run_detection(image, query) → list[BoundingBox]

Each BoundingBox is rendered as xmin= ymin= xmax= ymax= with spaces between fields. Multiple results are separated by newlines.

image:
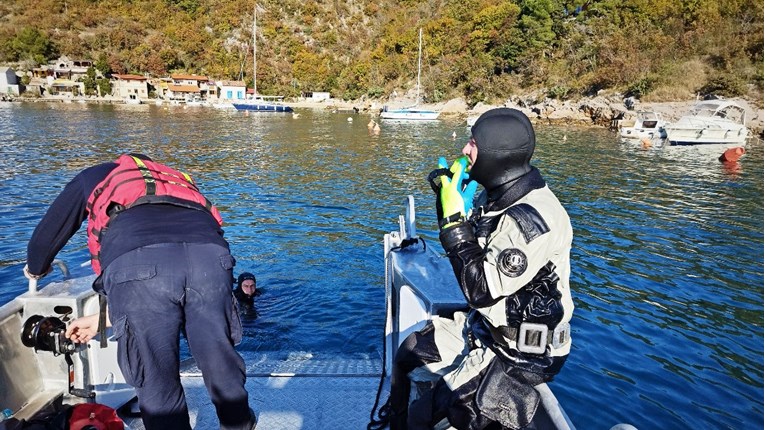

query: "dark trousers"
xmin=103 ymin=243 xmax=251 ymax=430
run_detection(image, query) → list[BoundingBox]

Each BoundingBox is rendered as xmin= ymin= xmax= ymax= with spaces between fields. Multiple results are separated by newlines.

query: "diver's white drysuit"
xmin=390 ymin=168 xmax=574 ymax=430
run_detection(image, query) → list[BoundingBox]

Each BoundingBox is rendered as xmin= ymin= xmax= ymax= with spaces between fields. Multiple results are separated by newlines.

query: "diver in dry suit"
xmin=390 ymin=108 xmax=574 ymax=429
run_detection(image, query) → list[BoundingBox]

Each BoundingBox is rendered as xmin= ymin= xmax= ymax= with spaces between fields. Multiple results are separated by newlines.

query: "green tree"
xmin=10 ymin=27 xmax=56 ymax=64
xmin=97 ymin=78 xmax=112 ymax=97
xmin=82 ymin=67 xmax=98 ymax=96
xmin=95 ymin=55 xmax=112 ymax=77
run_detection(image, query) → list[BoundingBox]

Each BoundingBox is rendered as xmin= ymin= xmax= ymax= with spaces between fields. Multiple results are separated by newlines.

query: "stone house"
xmin=111 ymin=74 xmax=149 ymax=100
xmin=170 ymin=74 xmax=211 ymax=101
xmin=0 ymin=67 xmax=20 ymax=96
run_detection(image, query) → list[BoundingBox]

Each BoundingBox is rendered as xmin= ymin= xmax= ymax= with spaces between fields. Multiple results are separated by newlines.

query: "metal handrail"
xmin=27 ymin=259 xmax=70 ymax=294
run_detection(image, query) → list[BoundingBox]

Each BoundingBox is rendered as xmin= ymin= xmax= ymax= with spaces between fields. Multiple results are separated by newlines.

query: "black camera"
xmin=21 ymin=315 xmax=76 ymax=356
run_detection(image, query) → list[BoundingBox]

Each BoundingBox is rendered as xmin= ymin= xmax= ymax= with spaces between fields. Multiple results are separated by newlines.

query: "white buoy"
xmin=451 ymin=131 xmax=457 ymax=139
xmin=347 ymin=117 xmax=353 ymax=122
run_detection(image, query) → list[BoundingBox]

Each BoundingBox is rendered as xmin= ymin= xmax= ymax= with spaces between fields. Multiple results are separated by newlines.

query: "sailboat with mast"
xmin=380 ymin=28 xmax=440 ymax=121
xmin=232 ymin=4 xmax=293 ymax=113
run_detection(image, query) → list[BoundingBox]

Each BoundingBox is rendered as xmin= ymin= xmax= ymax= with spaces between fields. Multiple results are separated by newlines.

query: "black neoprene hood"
xmin=469 ymin=108 xmax=536 ymax=192
xmin=237 ymin=272 xmax=256 ymax=288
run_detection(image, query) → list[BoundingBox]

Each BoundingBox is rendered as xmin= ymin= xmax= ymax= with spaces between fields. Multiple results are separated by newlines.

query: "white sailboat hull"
xmin=380 ymin=108 xmax=440 ymax=121
xmin=380 ymin=29 xmax=440 ymax=122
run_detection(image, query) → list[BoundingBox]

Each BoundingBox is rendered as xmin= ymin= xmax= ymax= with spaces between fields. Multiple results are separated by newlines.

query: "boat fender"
xmin=719 ymin=147 xmax=745 ymax=163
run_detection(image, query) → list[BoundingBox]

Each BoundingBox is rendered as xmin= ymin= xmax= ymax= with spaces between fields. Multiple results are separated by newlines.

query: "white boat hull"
xmin=619 ymin=111 xmax=667 ymax=140
xmin=620 ymin=127 xmax=666 ymax=140
xmin=664 ymin=100 xmax=750 ymax=146
xmin=665 ymin=122 xmax=748 ymax=145
xmin=380 ymin=108 xmax=440 ymax=121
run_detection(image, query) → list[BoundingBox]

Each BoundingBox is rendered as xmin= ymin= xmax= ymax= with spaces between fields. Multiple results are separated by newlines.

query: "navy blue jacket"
xmin=26 ymin=162 xmax=228 ymax=276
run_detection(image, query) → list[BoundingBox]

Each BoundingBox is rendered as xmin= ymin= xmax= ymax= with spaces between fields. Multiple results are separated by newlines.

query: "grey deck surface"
xmin=124 ymin=351 xmax=389 ymax=430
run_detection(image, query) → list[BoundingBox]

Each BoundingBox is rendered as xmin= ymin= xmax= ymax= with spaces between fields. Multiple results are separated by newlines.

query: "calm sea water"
xmin=0 ymin=102 xmax=762 ymax=429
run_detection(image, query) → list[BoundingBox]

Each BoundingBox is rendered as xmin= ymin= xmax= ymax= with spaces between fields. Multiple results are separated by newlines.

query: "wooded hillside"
xmin=0 ymin=0 xmax=762 ymax=105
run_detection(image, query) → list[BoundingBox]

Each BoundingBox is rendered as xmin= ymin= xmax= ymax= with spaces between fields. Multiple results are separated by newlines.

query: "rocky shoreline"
xmin=10 ymin=92 xmax=764 ymax=138
xmin=324 ymin=94 xmax=765 ymax=138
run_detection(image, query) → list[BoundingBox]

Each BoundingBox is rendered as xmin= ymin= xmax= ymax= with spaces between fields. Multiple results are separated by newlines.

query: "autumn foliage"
xmin=0 ymin=0 xmax=761 ymax=104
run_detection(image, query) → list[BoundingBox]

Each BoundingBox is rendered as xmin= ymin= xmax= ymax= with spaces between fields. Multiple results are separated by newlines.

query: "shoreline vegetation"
xmin=9 ymin=92 xmax=764 ymax=138
xmin=1 ymin=1 xmax=762 ymax=140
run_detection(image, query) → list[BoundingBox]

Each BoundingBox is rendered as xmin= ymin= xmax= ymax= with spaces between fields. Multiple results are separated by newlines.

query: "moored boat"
xmin=124 ymin=94 xmax=141 ymax=105
xmin=233 ymin=5 xmax=292 ymax=114
xmin=619 ymin=110 xmax=667 ymax=140
xmin=380 ymin=29 xmax=440 ymax=121
xmin=664 ymin=100 xmax=749 ymax=146
xmin=232 ymin=97 xmax=293 ymax=113
xmin=379 ymin=106 xmax=439 ymax=121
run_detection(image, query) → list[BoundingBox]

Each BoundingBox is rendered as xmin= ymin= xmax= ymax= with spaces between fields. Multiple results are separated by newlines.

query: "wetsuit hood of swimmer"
xmin=469 ymin=108 xmax=536 ymax=194
xmin=237 ymin=272 xmax=256 ymax=289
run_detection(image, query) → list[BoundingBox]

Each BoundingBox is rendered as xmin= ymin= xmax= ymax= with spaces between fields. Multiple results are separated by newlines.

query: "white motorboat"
xmin=664 ymin=100 xmax=749 ymax=146
xmin=184 ymin=96 xmax=206 ymax=107
xmin=211 ymin=102 xmax=236 ymax=110
xmin=0 ymin=198 xmax=575 ymax=429
xmin=619 ymin=111 xmax=667 ymax=140
xmin=124 ymin=94 xmax=141 ymax=105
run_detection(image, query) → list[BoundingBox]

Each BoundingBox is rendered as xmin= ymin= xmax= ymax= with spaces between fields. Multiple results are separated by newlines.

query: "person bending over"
xmin=24 ymin=153 xmax=256 ymax=430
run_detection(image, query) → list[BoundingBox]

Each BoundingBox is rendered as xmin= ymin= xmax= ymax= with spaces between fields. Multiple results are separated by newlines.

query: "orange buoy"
xmin=719 ymin=147 xmax=745 ymax=163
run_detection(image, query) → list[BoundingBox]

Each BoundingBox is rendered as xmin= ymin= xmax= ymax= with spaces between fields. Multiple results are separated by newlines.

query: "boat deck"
xmin=122 ymin=352 xmax=387 ymax=430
